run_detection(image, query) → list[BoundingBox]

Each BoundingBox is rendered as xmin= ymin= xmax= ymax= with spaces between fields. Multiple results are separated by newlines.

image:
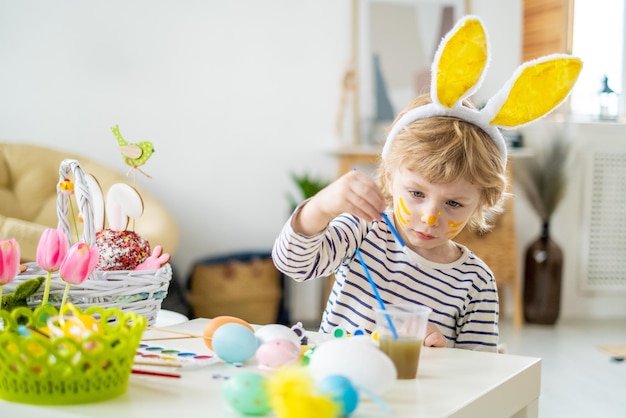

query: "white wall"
xmin=0 ymin=0 xmax=349 ymax=282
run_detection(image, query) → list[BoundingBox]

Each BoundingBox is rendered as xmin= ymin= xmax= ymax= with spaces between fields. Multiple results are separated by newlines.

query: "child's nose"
xmin=422 ymin=210 xmax=441 ymax=226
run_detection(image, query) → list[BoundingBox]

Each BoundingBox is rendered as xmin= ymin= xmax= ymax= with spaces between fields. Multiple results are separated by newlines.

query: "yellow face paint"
xmin=396 ymin=197 xmax=411 ymax=226
xmin=399 ymin=197 xmax=411 ymax=216
xmin=427 ymin=215 xmax=437 ymax=226
xmin=395 ymin=206 xmax=409 ymax=226
xmin=446 ymin=220 xmax=465 ymax=237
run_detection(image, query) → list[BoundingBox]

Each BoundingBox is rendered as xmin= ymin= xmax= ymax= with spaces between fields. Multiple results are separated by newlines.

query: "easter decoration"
xmin=2 ymin=127 xmax=173 ymax=326
xmin=0 ymin=126 xmax=173 ymax=404
xmin=182 ymin=314 xmax=391 ymax=417
xmin=0 ymin=302 xmax=146 ymax=405
xmin=111 ymin=124 xmax=155 ymax=179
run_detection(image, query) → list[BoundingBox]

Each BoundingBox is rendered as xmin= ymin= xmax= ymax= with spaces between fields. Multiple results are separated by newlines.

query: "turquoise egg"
xmin=212 ymin=322 xmax=259 ymax=364
xmin=222 ymin=372 xmax=271 ymax=416
xmin=318 ymin=374 xmax=359 ymax=416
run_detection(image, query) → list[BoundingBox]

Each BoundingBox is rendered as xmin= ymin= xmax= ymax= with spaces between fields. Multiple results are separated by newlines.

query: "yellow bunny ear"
xmin=485 ymin=55 xmax=583 ymax=127
xmin=433 ymin=16 xmax=489 ymax=108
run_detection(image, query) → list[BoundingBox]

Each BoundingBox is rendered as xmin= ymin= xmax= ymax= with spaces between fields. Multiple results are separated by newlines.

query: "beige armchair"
xmin=0 ymin=142 xmax=179 ymax=262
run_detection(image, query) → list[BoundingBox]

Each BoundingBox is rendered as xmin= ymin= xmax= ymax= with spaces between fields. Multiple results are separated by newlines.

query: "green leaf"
xmin=286 ymin=172 xmax=330 ymax=212
xmin=1 ymin=276 xmax=46 ymax=312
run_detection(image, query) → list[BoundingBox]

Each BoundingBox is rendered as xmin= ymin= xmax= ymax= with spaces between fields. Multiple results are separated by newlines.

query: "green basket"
xmin=0 ymin=304 xmax=146 ymax=405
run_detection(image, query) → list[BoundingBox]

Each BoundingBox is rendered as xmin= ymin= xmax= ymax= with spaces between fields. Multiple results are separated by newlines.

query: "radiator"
xmin=579 ymin=148 xmax=626 ymax=293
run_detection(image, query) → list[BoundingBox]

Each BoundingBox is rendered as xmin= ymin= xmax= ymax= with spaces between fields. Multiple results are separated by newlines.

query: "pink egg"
xmin=255 ymin=338 xmax=301 ymax=370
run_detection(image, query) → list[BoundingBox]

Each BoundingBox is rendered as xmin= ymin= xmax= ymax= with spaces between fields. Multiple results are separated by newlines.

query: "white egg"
xmin=254 ymin=324 xmax=302 ymax=347
xmin=308 ymin=337 xmax=397 ymax=395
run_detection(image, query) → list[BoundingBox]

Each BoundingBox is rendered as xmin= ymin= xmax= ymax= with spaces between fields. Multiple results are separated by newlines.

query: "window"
xmin=569 ymin=0 xmax=624 ymax=118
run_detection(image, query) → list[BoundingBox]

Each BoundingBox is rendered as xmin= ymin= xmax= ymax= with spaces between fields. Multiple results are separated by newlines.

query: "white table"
xmin=0 ymin=319 xmax=541 ymax=417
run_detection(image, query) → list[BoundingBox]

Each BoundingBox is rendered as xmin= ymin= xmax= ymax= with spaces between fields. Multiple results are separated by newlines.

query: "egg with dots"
xmin=203 ymin=316 xmax=254 ymax=351
xmin=223 ymin=372 xmax=271 ymax=416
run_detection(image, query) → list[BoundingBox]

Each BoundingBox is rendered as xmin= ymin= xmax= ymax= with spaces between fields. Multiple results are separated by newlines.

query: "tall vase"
xmin=523 ymin=221 xmax=563 ymax=325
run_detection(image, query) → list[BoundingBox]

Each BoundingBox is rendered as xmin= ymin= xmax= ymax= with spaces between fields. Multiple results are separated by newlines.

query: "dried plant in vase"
xmin=513 ymin=126 xmax=571 ymax=325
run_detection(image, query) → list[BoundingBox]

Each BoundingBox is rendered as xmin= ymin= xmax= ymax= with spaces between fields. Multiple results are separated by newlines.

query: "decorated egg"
xmin=46 ymin=315 xmax=102 ymax=340
xmin=212 ymin=322 xmax=259 ymax=364
xmin=255 ymin=338 xmax=301 ymax=370
xmin=308 ymin=337 xmax=396 ymax=395
xmin=255 ymin=324 xmax=302 ymax=347
xmin=203 ymin=316 xmax=254 ymax=351
xmin=223 ymin=371 xmax=271 ymax=416
xmin=318 ymin=374 xmax=359 ymax=416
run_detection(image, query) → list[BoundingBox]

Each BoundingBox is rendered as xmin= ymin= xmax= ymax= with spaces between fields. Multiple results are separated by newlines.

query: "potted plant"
xmin=286 ymin=172 xmax=330 ymax=213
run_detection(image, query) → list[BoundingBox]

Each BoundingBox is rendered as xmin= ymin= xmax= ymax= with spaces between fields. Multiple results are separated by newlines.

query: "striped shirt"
xmin=272 ymin=209 xmax=499 ymax=352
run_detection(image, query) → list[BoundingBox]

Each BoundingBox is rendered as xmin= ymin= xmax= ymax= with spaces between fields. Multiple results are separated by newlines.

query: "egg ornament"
xmin=255 ymin=338 xmax=301 ymax=370
xmin=317 ymin=375 xmax=359 ymax=416
xmin=255 ymin=323 xmax=302 ymax=348
xmin=223 ymin=371 xmax=271 ymax=416
xmin=203 ymin=316 xmax=254 ymax=351
xmin=211 ymin=322 xmax=260 ymax=364
xmin=308 ymin=337 xmax=396 ymax=395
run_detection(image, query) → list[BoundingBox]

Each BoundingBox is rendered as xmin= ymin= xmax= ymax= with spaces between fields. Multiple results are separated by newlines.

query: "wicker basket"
xmin=0 ymin=304 xmax=146 ymax=405
xmin=3 ymin=158 xmax=172 ymax=326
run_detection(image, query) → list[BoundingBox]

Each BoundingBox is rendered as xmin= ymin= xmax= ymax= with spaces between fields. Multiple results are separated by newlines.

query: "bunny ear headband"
xmin=381 ymin=15 xmax=583 ymax=167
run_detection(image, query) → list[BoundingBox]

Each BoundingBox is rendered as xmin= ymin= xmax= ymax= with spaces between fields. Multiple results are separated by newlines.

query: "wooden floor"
xmin=499 ymin=317 xmax=626 ymax=417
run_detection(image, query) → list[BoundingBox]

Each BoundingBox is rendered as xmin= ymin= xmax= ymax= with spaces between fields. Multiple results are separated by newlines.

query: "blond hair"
xmin=376 ymin=94 xmax=508 ymax=232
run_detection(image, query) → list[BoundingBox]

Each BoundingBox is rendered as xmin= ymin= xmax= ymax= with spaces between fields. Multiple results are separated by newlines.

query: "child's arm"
xmin=292 ymin=170 xmax=385 ymax=236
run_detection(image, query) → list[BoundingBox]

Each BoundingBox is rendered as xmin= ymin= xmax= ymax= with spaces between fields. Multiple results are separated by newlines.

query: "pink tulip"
xmin=37 ymin=228 xmax=70 ymax=306
xmin=36 ymin=228 xmax=69 ymax=272
xmin=0 ymin=238 xmax=20 ymax=311
xmin=0 ymin=238 xmax=20 ymax=285
xmin=59 ymin=242 xmax=99 ymax=285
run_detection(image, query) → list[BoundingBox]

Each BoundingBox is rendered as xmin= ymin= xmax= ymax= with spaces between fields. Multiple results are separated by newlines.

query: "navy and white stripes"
xmin=272 ymin=210 xmax=499 ymax=352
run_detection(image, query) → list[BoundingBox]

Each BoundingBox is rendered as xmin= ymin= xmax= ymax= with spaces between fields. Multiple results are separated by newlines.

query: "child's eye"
xmin=447 ymin=200 xmax=462 ymax=208
xmin=410 ymin=191 xmax=424 ymax=198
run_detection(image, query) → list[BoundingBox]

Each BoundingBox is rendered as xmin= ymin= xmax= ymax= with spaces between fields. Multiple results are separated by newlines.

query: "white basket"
xmin=4 ymin=159 xmax=172 ymax=325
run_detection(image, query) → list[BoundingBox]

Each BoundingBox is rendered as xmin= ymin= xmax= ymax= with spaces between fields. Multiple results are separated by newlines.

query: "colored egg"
xmin=255 ymin=324 xmax=302 ymax=347
xmin=223 ymin=371 xmax=271 ymax=416
xmin=46 ymin=315 xmax=102 ymax=340
xmin=308 ymin=337 xmax=396 ymax=395
xmin=318 ymin=374 xmax=359 ymax=416
xmin=77 ymin=314 xmax=103 ymax=334
xmin=203 ymin=316 xmax=254 ymax=351
xmin=255 ymin=338 xmax=301 ymax=370
xmin=212 ymin=322 xmax=259 ymax=364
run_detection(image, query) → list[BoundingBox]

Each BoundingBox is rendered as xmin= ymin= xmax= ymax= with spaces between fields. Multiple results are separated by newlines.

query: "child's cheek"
xmin=395 ymin=197 xmax=411 ymax=226
xmin=445 ymin=220 xmax=466 ymax=238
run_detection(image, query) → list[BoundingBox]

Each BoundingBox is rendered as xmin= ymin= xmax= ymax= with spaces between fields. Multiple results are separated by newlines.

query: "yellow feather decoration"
xmin=436 ymin=18 xmax=487 ymax=108
xmin=266 ymin=367 xmax=340 ymax=418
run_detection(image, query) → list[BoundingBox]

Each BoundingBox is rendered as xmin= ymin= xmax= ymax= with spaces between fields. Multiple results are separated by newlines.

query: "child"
xmin=272 ymin=16 xmax=581 ymax=352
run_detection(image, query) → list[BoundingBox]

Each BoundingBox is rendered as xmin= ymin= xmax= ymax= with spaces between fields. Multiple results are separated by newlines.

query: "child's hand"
xmin=294 ymin=170 xmax=386 ymax=235
xmin=424 ymin=322 xmax=447 ymax=348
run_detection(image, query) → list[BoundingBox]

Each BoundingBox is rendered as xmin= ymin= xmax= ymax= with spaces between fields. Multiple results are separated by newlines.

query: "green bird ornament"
xmin=111 ymin=124 xmax=154 ymax=178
